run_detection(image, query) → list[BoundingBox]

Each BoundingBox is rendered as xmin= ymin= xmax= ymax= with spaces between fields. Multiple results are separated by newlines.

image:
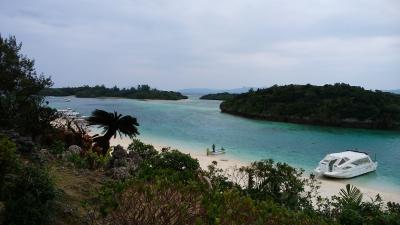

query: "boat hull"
xmin=206 ymin=150 xmax=226 ymax=156
xmin=314 ymin=162 xmax=378 ymax=179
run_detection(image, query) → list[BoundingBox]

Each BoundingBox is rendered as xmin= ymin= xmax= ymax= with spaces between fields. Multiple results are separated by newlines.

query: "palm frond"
xmin=117 ymin=115 xmax=140 ymax=138
xmin=86 ymin=109 xmax=115 ymax=127
xmin=338 ymin=184 xmax=363 ymax=208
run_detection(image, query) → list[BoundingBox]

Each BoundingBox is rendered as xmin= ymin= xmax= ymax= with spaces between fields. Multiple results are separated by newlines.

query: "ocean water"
xmin=47 ymin=96 xmax=400 ymax=191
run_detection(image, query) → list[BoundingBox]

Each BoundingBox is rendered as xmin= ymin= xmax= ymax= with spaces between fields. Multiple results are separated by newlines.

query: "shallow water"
xmin=48 ymin=96 xmax=400 ymax=191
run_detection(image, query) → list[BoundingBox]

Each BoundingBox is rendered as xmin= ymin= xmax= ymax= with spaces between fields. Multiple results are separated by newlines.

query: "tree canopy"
xmin=200 ymin=92 xmax=238 ymax=101
xmin=220 ymin=83 xmax=400 ymax=129
xmin=0 ymin=35 xmax=56 ymax=138
xmin=40 ymin=84 xmax=188 ymax=100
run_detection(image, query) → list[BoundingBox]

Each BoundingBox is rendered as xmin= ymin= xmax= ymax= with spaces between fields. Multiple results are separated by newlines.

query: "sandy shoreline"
xmin=109 ymin=136 xmax=400 ymax=203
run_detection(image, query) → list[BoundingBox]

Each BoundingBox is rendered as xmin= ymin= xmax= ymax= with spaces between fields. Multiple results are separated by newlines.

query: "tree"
xmin=337 ymin=184 xmax=363 ymax=209
xmin=87 ymin=109 xmax=139 ymax=155
xmin=0 ymin=34 xmax=55 ymax=139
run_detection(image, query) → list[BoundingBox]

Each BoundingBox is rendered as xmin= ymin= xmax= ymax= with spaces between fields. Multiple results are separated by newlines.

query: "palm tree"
xmin=338 ymin=184 xmax=363 ymax=209
xmin=87 ymin=109 xmax=139 ymax=155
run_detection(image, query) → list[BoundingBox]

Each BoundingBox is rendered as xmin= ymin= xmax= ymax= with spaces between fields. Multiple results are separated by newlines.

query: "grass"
xmin=49 ymin=161 xmax=110 ymax=225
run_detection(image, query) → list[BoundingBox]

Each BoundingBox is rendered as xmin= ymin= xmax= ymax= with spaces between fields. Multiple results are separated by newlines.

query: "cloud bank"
xmin=1 ymin=0 xmax=399 ymax=90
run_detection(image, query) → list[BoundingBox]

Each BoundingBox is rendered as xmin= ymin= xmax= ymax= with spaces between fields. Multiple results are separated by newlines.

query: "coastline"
xmin=109 ymin=135 xmax=400 ymax=203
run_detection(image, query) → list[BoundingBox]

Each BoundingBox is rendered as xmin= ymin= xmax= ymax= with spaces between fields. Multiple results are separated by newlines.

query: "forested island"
xmin=200 ymin=92 xmax=238 ymax=100
xmin=40 ymin=85 xmax=188 ymax=100
xmin=220 ymin=84 xmax=400 ymax=129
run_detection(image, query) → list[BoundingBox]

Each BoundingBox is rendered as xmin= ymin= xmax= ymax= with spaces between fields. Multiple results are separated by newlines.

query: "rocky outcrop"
xmin=62 ymin=145 xmax=82 ymax=160
xmin=0 ymin=129 xmax=34 ymax=152
xmin=68 ymin=145 xmax=82 ymax=155
xmin=37 ymin=148 xmax=55 ymax=163
xmin=106 ymin=145 xmax=142 ymax=180
xmin=106 ymin=167 xmax=131 ymax=180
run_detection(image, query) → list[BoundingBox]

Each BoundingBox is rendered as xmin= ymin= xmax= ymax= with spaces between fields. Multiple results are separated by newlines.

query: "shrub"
xmin=387 ymin=201 xmax=400 ymax=214
xmin=0 ymin=136 xmax=20 ymax=193
xmin=240 ymin=159 xmax=310 ymax=209
xmin=67 ymin=149 xmax=110 ymax=169
xmin=203 ymin=189 xmax=332 ymax=225
xmin=204 ymin=161 xmax=235 ymax=191
xmin=332 ymin=185 xmax=400 ymax=225
xmin=127 ymin=139 xmax=158 ymax=161
xmin=137 ymin=149 xmax=201 ymax=183
xmin=338 ymin=208 xmax=363 ymax=225
xmin=85 ymin=149 xmax=110 ymax=169
xmin=92 ymin=179 xmax=134 ymax=216
xmin=3 ymin=165 xmax=56 ymax=225
xmin=154 ymin=149 xmax=200 ymax=172
xmin=68 ymin=153 xmax=89 ymax=169
xmin=48 ymin=139 xmax=66 ymax=155
xmin=91 ymin=179 xmax=204 ymax=225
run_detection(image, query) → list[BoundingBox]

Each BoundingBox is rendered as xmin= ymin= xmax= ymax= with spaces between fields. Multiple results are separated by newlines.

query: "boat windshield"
xmin=328 ymin=159 xmax=337 ymax=171
xmin=352 ymin=157 xmax=371 ymax=166
xmin=338 ymin=157 xmax=349 ymax=165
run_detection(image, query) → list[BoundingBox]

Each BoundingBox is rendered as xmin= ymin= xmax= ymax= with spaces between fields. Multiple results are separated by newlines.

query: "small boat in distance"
xmin=314 ymin=150 xmax=378 ymax=178
xmin=64 ymin=98 xmax=71 ymax=102
xmin=206 ymin=144 xmax=226 ymax=156
xmin=207 ymin=149 xmax=226 ymax=156
xmin=57 ymin=108 xmax=81 ymax=119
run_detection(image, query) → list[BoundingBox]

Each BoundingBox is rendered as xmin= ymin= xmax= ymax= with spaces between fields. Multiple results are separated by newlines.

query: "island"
xmin=40 ymin=84 xmax=188 ymax=100
xmin=199 ymin=92 xmax=238 ymax=100
xmin=220 ymin=83 xmax=400 ymax=129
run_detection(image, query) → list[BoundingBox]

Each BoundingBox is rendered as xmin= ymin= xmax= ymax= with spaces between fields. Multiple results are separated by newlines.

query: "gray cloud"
xmin=0 ymin=0 xmax=399 ymax=90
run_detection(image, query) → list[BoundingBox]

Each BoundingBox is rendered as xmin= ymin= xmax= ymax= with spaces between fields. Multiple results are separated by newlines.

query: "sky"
xmin=1 ymin=0 xmax=399 ymax=90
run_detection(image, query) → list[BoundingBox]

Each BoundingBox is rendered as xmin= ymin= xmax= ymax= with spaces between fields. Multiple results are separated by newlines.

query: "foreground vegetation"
xmin=220 ymin=84 xmax=400 ymax=129
xmin=200 ymin=92 xmax=238 ymax=101
xmin=1 ymin=34 xmax=400 ymax=225
xmin=40 ymin=85 xmax=188 ymax=100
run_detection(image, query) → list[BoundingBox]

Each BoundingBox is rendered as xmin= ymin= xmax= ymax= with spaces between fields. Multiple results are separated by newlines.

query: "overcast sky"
xmin=1 ymin=0 xmax=399 ymax=90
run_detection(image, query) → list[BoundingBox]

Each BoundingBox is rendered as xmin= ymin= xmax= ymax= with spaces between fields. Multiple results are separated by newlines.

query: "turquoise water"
xmin=48 ymin=96 xmax=400 ymax=191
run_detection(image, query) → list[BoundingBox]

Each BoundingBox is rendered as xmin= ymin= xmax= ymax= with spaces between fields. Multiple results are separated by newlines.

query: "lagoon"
xmin=48 ymin=96 xmax=400 ymax=192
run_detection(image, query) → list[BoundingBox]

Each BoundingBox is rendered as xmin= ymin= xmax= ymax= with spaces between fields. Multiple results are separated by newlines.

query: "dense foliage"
xmin=242 ymin=159 xmax=313 ymax=210
xmin=0 ymin=136 xmax=20 ymax=196
xmin=0 ymin=136 xmax=56 ymax=225
xmin=40 ymin=84 xmax=188 ymax=100
xmin=0 ymin=35 xmax=57 ymax=138
xmin=220 ymin=84 xmax=400 ymax=129
xmin=200 ymin=92 xmax=238 ymax=100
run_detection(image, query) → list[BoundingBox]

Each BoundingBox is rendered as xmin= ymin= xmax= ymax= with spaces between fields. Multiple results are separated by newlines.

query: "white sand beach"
xmin=109 ymin=136 xmax=400 ymax=203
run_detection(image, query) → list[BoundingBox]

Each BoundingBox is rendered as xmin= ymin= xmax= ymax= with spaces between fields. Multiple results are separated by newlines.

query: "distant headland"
xmin=199 ymin=92 xmax=238 ymax=101
xmin=219 ymin=83 xmax=400 ymax=130
xmin=40 ymin=85 xmax=188 ymax=100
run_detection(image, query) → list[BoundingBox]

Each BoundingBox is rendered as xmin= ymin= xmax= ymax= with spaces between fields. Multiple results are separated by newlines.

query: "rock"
xmin=112 ymin=145 xmax=127 ymax=159
xmin=37 ymin=148 xmax=54 ymax=163
xmin=68 ymin=145 xmax=82 ymax=155
xmin=107 ymin=145 xmax=129 ymax=169
xmin=126 ymin=158 xmax=139 ymax=173
xmin=112 ymin=158 xmax=127 ymax=168
xmin=0 ymin=129 xmax=35 ymax=152
xmin=106 ymin=167 xmax=131 ymax=180
xmin=62 ymin=145 xmax=81 ymax=160
xmin=63 ymin=204 xmax=74 ymax=215
xmin=15 ymin=136 xmax=34 ymax=152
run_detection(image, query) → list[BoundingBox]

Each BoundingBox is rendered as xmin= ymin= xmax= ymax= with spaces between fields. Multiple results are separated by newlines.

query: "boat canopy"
xmin=326 ymin=151 xmax=368 ymax=160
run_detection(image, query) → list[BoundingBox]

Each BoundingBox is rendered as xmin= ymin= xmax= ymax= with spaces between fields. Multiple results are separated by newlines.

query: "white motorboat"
xmin=314 ymin=150 xmax=377 ymax=178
